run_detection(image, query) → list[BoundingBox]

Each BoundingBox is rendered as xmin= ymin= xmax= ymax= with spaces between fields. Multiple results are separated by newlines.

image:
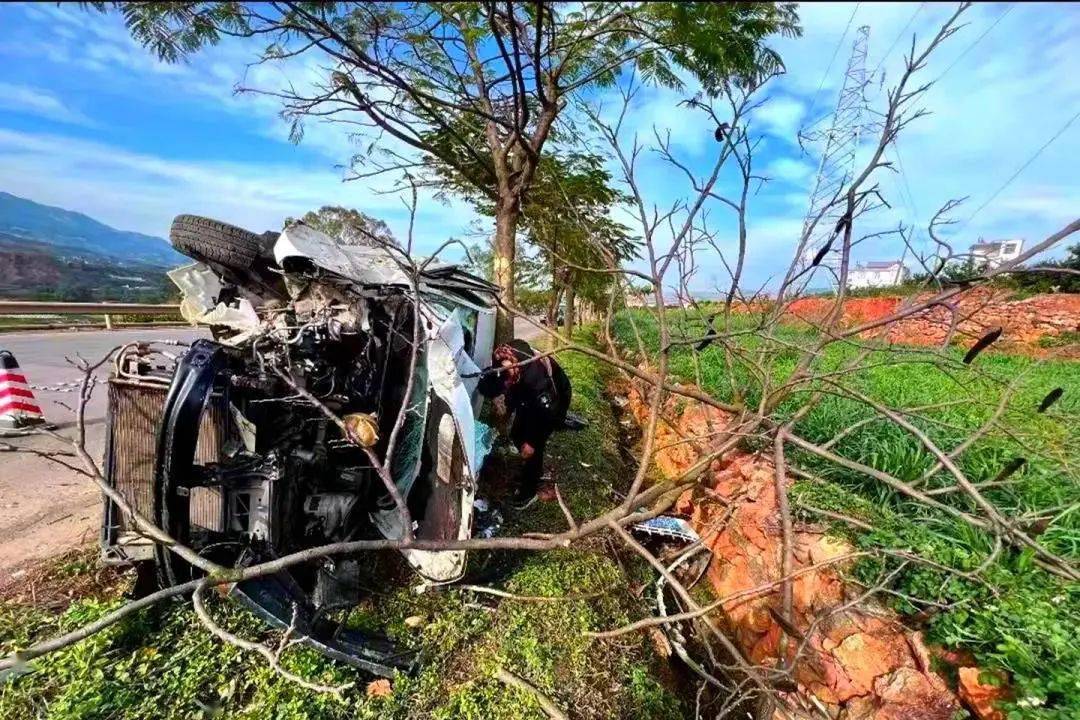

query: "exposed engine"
xmin=101 ymin=216 xmax=498 ymax=677
xmin=167 ymin=289 xmax=423 ymax=602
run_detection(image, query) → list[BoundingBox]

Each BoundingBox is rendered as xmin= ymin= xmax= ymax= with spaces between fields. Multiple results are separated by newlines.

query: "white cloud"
xmin=746 ymin=216 xmax=805 ymax=252
xmin=2 ymin=1 xmax=1077 ymax=289
xmin=0 ymin=82 xmax=94 ymax=126
xmin=2 ymin=4 xmax=351 ymax=159
xmin=751 ymin=96 xmax=807 ymax=140
xmin=732 ymin=217 xmax=808 ymax=291
xmin=0 ymin=128 xmax=480 ymax=257
xmin=764 ymin=157 xmax=815 ymax=183
xmin=11 ymin=3 xmax=185 ymax=78
xmin=995 ymin=189 xmax=1077 ymax=225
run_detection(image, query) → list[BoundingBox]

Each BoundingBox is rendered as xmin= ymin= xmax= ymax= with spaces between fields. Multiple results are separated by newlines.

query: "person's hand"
xmin=492 ymin=395 xmax=507 ymax=417
xmin=519 ymin=442 xmax=535 ymax=459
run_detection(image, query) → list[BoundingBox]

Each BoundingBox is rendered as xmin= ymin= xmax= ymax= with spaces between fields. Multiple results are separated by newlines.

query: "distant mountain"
xmin=0 ymin=192 xmax=182 ymax=301
xmin=0 ymin=191 xmax=184 ymax=266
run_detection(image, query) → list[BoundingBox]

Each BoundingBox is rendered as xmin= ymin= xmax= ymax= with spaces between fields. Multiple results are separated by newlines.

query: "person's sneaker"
xmin=511 ymin=488 xmax=539 ymax=510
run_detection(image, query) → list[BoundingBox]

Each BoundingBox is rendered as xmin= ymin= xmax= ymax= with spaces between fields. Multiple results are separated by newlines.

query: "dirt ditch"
xmin=612 ymin=378 xmax=1008 ymax=720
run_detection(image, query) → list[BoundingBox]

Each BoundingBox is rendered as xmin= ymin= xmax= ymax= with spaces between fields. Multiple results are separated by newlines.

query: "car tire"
xmin=170 ymin=214 xmax=269 ymax=270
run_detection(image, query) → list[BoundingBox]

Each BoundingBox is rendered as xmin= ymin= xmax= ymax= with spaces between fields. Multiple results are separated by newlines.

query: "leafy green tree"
xmin=456 ymin=149 xmax=636 ymax=335
xmin=1008 ymin=242 xmax=1080 ymax=294
xmin=285 ymin=205 xmax=396 ymax=247
xmin=465 ymin=238 xmax=545 ymax=286
xmin=524 ymin=153 xmax=638 ymax=336
xmin=99 ymin=1 xmax=799 ymax=341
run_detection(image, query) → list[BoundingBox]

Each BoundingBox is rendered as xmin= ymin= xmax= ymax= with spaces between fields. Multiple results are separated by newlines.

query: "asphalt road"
xmin=0 ymin=319 xmax=543 ymax=585
xmin=0 ymin=327 xmax=207 ymax=585
xmin=1 ymin=327 xmax=209 ymax=428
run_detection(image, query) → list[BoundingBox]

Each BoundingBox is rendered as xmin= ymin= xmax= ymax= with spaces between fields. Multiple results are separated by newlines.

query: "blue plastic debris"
xmin=631 ymin=515 xmax=699 ymax=543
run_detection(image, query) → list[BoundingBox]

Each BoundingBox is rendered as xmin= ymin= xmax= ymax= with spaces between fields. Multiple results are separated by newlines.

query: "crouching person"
xmin=477 ymin=340 xmax=571 ymax=509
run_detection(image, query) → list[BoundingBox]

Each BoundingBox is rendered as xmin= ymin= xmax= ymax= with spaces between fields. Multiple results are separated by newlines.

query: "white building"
xmin=970 ymin=239 xmax=1023 ymax=269
xmin=847 ymin=260 xmax=910 ymax=289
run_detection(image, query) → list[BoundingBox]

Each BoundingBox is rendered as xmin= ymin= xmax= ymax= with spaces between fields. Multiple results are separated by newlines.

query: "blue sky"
xmin=0 ymin=2 xmax=1076 ymax=293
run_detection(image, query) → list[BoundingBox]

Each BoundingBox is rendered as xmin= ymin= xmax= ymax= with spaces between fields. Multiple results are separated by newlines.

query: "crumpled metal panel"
xmin=378 ymin=310 xmax=486 ymax=583
xmin=274 ymin=224 xmax=413 ymax=287
xmin=168 ymin=262 xmax=260 ymax=342
xmin=232 ymin=572 xmax=417 ymax=678
xmin=272 ymin=223 xmax=498 ymax=299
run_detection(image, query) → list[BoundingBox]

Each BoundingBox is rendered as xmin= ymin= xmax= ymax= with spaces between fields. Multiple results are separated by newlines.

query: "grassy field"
xmin=4 ymin=314 xmax=1076 ymax=718
xmin=0 ymin=337 xmax=684 ymax=720
xmin=612 ymin=309 xmax=1080 ymax=719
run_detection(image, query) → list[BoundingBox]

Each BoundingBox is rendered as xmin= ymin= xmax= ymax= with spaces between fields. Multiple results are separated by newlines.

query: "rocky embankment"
xmin=786 ymin=290 xmax=1079 ymax=355
xmin=620 ymin=382 xmax=1007 ymax=720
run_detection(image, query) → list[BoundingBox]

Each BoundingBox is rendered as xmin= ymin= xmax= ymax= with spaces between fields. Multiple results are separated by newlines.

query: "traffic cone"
xmin=0 ymin=350 xmax=48 ymax=435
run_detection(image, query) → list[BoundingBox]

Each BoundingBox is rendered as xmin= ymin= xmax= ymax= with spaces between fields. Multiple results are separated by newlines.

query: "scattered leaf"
xmin=767 ymin=606 xmax=805 ymax=642
xmin=991 ymin=457 xmax=1026 ymax=484
xmin=366 ymin=679 xmax=392 ymax=698
xmin=833 ymin=213 xmax=851 ymax=235
xmin=1037 ymin=387 xmax=1063 ymax=413
xmin=963 ymin=327 xmax=1003 ymax=364
xmin=648 ymin=628 xmax=671 ymax=658
xmin=696 ymin=314 xmax=718 ymax=351
xmin=811 ymin=237 xmax=834 ymax=267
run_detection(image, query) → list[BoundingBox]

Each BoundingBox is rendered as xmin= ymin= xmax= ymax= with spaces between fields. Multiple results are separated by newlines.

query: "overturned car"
xmin=100 ymin=215 xmax=499 ymax=676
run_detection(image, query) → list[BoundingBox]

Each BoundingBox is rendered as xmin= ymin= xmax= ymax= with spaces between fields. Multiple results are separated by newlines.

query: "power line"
xmin=892 ymin=139 xmax=920 ymax=224
xmin=890 ymin=139 xmax=931 ymax=259
xmin=871 ymin=2 xmax=925 ymax=77
xmin=797 ymin=107 xmax=834 ymax=136
xmin=802 ymin=3 xmax=861 ymax=133
xmin=958 ymin=108 xmax=1080 ymax=232
xmin=933 ymin=3 xmax=1014 ymax=85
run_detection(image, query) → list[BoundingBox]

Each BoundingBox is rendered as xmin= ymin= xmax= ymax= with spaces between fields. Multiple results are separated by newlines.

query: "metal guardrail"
xmin=0 ymin=301 xmax=184 ymax=331
xmin=0 ymin=301 xmax=180 ymax=315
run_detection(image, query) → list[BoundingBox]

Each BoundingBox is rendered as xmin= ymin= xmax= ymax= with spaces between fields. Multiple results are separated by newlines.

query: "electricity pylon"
xmin=799 ymin=25 xmax=872 ymax=279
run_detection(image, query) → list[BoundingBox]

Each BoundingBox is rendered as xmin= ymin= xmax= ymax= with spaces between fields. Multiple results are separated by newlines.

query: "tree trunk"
xmin=493 ymin=202 xmax=519 ymax=344
xmin=563 ymin=283 xmax=576 ymax=339
xmin=547 ymin=285 xmax=563 ymax=327
xmin=546 ymin=248 xmax=561 ymax=326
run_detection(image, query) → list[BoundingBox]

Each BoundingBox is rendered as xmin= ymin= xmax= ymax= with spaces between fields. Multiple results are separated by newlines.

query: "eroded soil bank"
xmin=618 ymin=380 xmax=1008 ymax=720
xmin=787 ymin=289 xmax=1079 ymax=356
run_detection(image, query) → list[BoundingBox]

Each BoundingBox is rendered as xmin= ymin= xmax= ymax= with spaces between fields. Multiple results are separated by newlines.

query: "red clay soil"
xmin=623 ymin=383 xmax=1008 ymax=720
xmin=785 ymin=290 xmax=1080 ymax=355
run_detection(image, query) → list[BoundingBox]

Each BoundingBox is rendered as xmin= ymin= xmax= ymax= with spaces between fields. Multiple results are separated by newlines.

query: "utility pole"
xmin=799 ymin=25 xmax=872 ymax=286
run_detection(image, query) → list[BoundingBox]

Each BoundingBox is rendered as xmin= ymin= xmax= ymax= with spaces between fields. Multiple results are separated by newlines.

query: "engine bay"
xmin=101 ymin=219 xmax=498 ymax=675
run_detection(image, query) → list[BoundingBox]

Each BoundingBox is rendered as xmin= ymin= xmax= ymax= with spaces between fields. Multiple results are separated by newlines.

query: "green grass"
xmin=612 ymin=309 xmax=1080 ymax=719
xmin=1038 ymin=330 xmax=1080 ymax=349
xmin=0 ymin=332 xmax=682 ymax=719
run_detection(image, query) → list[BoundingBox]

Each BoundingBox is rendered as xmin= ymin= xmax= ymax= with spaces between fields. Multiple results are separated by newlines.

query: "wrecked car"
xmin=100 ymin=215 xmax=499 ymax=676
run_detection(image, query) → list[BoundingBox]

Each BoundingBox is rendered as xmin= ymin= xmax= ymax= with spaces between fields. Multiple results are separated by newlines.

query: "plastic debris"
xmin=630 ymin=515 xmax=699 ymax=543
xmin=473 ymin=496 xmax=503 ymax=539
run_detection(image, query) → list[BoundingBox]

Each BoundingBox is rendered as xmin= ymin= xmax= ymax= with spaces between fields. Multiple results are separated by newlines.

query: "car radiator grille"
xmin=102 ymin=379 xmax=225 ymax=562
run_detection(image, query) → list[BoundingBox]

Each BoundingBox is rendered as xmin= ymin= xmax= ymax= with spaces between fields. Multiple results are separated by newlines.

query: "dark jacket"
xmin=479 ymin=340 xmax=571 ymax=448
